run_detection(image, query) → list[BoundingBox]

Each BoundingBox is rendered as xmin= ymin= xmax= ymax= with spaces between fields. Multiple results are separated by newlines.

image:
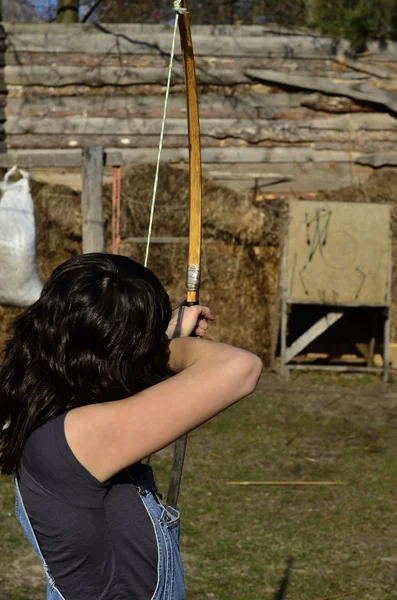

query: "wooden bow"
xmin=167 ymin=0 xmax=202 ymax=509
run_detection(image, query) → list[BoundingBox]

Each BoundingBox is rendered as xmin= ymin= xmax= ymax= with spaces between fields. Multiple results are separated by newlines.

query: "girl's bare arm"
xmin=65 ymin=337 xmax=262 ymax=483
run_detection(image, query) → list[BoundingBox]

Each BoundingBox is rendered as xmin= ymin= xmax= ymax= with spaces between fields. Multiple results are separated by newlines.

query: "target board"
xmin=287 ymin=201 xmax=391 ymax=306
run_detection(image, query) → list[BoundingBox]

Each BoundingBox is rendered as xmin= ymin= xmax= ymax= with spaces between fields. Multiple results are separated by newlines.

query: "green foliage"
xmin=316 ymin=0 xmax=397 ymax=47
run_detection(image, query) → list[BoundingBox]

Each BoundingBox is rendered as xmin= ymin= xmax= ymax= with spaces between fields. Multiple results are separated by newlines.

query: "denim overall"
xmin=14 ymin=468 xmax=186 ymax=600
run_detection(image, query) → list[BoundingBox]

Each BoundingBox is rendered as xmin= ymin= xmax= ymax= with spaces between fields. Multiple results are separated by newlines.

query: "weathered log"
xmin=6 ymin=113 xmax=397 ymax=137
xmin=4 ymin=65 xmax=250 ymax=86
xmin=209 ymin=161 xmax=372 ymax=192
xmin=5 ymin=23 xmax=397 ymax=62
xmin=334 ymin=55 xmax=396 ymax=79
xmin=4 ymin=30 xmax=348 ymax=59
xmin=4 ymin=51 xmax=347 ymax=75
xmin=300 ymin=92 xmax=372 ymax=113
xmin=355 ymin=153 xmax=397 ymax=168
xmin=0 ymin=149 xmax=124 ymax=168
xmin=5 ymin=92 xmax=305 ymax=120
xmin=1 ymin=23 xmax=323 ymax=37
xmin=7 ymin=134 xmax=397 ymax=153
xmin=247 ymin=69 xmax=397 ymax=114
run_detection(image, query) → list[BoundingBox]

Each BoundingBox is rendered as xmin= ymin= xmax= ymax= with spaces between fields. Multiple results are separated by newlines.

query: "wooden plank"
xmin=5 ymin=92 xmax=304 ymax=119
xmin=4 ymin=23 xmax=397 ymax=59
xmin=7 ymin=114 xmax=397 ymax=137
xmin=6 ymin=134 xmax=193 ymax=150
xmin=3 ymin=51 xmax=349 ymax=73
xmin=211 ymin=164 xmax=371 ymax=192
xmin=81 ymin=147 xmax=104 ymax=253
xmin=4 ymin=31 xmax=348 ymax=58
xmin=288 ymin=365 xmax=383 ymax=372
xmin=0 ymin=149 xmax=124 ymax=167
xmin=335 ymin=55 xmax=395 ymax=79
xmin=300 ymin=92 xmax=373 ymax=114
xmin=285 ymin=312 xmax=344 ymax=363
xmin=247 ymin=69 xmax=397 ymax=114
xmin=1 ymin=23 xmax=325 ymax=37
xmin=7 ymin=26 xmax=396 ymax=61
xmin=9 ymin=145 xmax=357 ymax=164
xmin=6 ymin=134 xmax=397 ymax=153
xmin=355 ymin=153 xmax=397 ymax=167
xmin=116 ymin=148 xmax=364 ymax=166
xmin=0 ymin=151 xmax=370 ymax=192
xmin=4 ymin=65 xmax=250 ymax=86
xmin=287 ymin=299 xmax=389 ymax=307
xmin=6 ymin=134 xmax=194 ymax=150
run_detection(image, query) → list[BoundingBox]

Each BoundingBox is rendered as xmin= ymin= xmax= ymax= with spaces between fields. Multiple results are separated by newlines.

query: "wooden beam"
xmin=355 ymin=153 xmax=397 ymax=168
xmin=81 ymin=147 xmax=104 ymax=254
xmin=4 ymin=65 xmax=250 ymax=87
xmin=0 ymin=23 xmax=351 ymax=37
xmin=285 ymin=312 xmax=344 ymax=363
xmin=2 ymin=143 xmax=362 ymax=165
xmin=6 ymin=114 xmax=397 ymax=138
xmin=5 ymin=92 xmax=303 ymax=119
xmin=287 ymin=364 xmax=383 ymax=373
xmin=0 ymin=149 xmax=124 ymax=167
xmin=4 ymin=30 xmax=347 ymax=58
xmin=246 ymin=69 xmax=397 ymax=115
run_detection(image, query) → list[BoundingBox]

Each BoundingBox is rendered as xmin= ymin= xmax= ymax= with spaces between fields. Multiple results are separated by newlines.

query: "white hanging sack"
xmin=0 ymin=166 xmax=42 ymax=306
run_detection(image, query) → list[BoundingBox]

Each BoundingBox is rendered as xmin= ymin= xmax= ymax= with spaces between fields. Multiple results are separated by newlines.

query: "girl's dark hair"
xmin=0 ymin=253 xmax=172 ymax=475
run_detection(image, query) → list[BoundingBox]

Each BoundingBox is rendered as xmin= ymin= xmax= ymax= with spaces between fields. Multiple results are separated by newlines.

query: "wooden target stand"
xmin=279 ymin=200 xmax=392 ymax=381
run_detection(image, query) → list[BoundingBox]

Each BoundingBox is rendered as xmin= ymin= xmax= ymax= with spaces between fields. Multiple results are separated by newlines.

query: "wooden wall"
xmin=2 ymin=22 xmax=397 ymax=195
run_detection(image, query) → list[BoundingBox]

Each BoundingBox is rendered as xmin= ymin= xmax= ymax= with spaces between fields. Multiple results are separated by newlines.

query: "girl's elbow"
xmin=239 ymin=354 xmax=263 ymax=397
xmin=249 ymin=355 xmax=263 ymax=390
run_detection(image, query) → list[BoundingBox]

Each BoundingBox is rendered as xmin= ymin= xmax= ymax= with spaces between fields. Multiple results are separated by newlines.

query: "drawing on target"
xmin=287 ymin=200 xmax=391 ymax=307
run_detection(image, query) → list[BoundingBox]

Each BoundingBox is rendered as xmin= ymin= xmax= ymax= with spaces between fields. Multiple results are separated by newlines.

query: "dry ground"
xmin=0 ymin=371 xmax=396 ymax=600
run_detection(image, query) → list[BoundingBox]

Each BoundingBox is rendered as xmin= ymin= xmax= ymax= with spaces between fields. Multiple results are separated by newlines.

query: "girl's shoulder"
xmin=20 ymin=411 xmax=106 ymax=508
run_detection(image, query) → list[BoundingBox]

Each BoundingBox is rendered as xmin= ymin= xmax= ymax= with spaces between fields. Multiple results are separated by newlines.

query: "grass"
xmin=1 ymin=372 xmax=396 ymax=600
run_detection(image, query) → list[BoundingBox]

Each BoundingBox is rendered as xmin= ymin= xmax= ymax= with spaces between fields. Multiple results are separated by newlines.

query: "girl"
xmin=0 ymin=253 xmax=262 ymax=600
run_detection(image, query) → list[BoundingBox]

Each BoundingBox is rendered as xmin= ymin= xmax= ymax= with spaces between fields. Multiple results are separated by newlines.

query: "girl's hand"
xmin=166 ymin=305 xmax=214 ymax=339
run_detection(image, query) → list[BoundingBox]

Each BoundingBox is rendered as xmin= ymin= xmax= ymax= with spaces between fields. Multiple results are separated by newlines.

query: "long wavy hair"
xmin=0 ymin=253 xmax=172 ymax=475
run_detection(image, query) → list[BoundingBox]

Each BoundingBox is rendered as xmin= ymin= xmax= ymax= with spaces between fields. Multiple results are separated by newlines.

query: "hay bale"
xmin=103 ymin=165 xmax=281 ymax=364
xmin=0 ymin=165 xmax=283 ymax=365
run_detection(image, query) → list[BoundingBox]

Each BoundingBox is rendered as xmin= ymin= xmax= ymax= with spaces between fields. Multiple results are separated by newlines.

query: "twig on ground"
xmin=309 ymin=592 xmax=357 ymax=600
xmin=225 ymin=481 xmax=348 ymax=486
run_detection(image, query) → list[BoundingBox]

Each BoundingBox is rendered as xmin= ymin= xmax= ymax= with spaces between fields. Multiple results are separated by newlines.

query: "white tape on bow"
xmin=173 ymin=0 xmax=187 ymax=14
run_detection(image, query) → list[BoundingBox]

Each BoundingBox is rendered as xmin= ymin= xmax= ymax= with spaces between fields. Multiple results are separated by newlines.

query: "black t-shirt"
xmin=18 ymin=413 xmax=159 ymax=600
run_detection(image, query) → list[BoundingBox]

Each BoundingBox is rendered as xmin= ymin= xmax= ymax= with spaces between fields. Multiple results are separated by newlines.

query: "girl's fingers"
xmin=194 ymin=306 xmax=214 ymax=321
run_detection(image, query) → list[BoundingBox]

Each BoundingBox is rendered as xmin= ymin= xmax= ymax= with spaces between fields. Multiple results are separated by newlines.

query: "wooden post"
xmin=279 ymin=203 xmax=292 ymax=380
xmin=81 ymin=147 xmax=104 ymax=254
xmin=280 ymin=226 xmax=289 ymax=380
xmin=383 ymin=219 xmax=392 ymax=382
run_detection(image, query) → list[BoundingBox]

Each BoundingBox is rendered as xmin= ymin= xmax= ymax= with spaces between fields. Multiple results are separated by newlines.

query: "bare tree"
xmin=57 ymin=0 xmax=80 ymax=22
xmin=3 ymin=0 xmax=43 ymax=21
